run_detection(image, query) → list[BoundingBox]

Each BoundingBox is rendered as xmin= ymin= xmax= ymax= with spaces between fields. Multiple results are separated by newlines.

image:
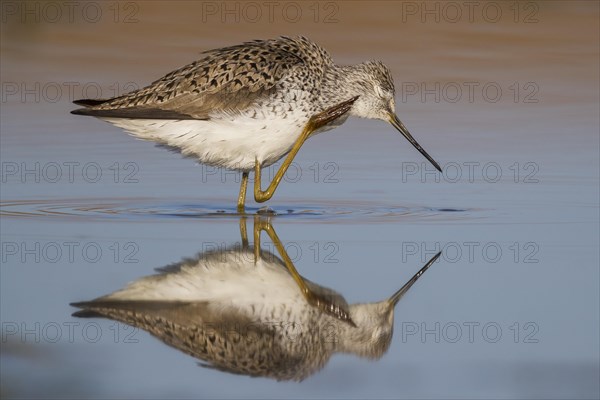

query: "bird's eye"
xmin=374 ymin=85 xmax=385 ymax=98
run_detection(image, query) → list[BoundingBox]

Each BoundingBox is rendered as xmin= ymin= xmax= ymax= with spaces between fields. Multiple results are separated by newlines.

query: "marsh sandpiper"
xmin=72 ymin=36 xmax=442 ymax=212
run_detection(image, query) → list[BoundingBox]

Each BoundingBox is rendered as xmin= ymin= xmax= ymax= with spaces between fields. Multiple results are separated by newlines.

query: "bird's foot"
xmin=256 ymin=206 xmax=276 ymax=215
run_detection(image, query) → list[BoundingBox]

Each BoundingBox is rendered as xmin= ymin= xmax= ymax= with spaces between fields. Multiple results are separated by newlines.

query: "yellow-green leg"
xmin=253 ymin=96 xmax=359 ymax=204
xmin=239 ymin=216 xmax=248 ymax=249
xmin=253 ymin=215 xmax=262 ymax=263
xmin=253 ymin=216 xmax=355 ymax=325
xmin=237 ymin=171 xmax=249 ymax=213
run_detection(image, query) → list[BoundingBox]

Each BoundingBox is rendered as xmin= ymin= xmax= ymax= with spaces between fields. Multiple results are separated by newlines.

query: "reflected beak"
xmin=389 ymin=113 xmax=442 ymax=172
xmin=388 ymin=252 xmax=441 ymax=307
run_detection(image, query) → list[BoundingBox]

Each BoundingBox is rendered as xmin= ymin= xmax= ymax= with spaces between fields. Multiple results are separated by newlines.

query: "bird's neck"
xmin=318 ymin=64 xmax=366 ymax=111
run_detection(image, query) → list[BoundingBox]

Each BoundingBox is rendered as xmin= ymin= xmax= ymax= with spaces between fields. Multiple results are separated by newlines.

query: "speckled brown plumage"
xmin=72 ymin=300 xmax=336 ymax=381
xmin=72 ymin=36 xmax=336 ymax=120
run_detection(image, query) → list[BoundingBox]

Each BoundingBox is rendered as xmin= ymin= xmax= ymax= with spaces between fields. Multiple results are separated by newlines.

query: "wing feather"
xmin=71 ymin=37 xmax=319 ymax=120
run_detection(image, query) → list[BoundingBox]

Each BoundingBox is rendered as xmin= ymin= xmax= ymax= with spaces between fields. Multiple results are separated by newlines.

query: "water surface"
xmin=1 ymin=2 xmax=598 ymax=398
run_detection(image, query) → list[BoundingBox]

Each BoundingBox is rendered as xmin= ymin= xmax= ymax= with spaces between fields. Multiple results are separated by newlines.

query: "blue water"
xmin=1 ymin=2 xmax=599 ymax=398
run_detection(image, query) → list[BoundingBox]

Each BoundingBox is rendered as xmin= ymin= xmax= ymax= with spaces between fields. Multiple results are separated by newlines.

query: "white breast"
xmin=101 ymin=90 xmax=318 ymax=171
xmin=100 ymin=250 xmax=308 ymax=317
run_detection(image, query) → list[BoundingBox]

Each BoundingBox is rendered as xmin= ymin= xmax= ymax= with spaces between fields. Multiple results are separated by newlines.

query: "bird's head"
xmin=349 ymin=61 xmax=442 ymax=172
xmin=339 ymin=301 xmax=395 ymax=360
xmin=336 ymin=252 xmax=441 ymax=359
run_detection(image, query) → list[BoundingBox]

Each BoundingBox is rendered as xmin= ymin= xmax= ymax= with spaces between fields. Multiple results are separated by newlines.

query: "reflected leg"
xmin=237 ymin=171 xmax=249 ymax=213
xmin=239 ymin=216 xmax=249 ymax=250
xmin=253 ymin=216 xmax=355 ymax=325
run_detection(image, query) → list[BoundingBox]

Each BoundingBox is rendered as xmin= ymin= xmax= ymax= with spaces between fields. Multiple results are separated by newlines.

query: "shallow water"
xmin=1 ymin=1 xmax=599 ymax=398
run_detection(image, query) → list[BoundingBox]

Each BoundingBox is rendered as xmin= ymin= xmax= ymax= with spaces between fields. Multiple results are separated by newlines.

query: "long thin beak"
xmin=389 ymin=113 xmax=442 ymax=172
xmin=388 ymin=252 xmax=441 ymax=307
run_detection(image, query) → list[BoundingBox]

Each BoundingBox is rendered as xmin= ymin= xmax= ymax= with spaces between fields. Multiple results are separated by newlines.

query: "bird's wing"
xmin=70 ymin=299 xmax=318 ymax=380
xmin=71 ymin=38 xmax=308 ymax=120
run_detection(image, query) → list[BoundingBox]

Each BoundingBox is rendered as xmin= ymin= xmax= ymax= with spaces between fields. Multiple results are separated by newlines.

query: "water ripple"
xmin=0 ymin=198 xmax=478 ymax=223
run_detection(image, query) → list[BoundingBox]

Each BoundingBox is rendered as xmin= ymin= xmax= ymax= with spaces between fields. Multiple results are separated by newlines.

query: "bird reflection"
xmin=71 ymin=217 xmax=440 ymax=381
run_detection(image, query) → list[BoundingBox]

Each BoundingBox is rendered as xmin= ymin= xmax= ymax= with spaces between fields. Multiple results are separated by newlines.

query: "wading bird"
xmin=72 ymin=36 xmax=441 ymax=212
